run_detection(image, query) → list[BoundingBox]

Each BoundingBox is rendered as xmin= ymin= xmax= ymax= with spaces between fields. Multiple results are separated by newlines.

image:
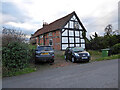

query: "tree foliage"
xmin=2 ymin=27 xmax=26 ymax=47
xmin=86 ymin=32 xmax=120 ymax=53
xmin=2 ymin=27 xmax=33 ymax=76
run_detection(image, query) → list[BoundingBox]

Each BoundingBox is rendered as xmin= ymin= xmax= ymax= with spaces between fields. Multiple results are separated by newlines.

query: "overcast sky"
xmin=1 ymin=0 xmax=119 ymax=38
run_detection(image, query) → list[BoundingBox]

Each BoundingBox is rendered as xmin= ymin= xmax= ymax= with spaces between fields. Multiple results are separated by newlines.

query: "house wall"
xmin=38 ymin=30 xmax=61 ymax=50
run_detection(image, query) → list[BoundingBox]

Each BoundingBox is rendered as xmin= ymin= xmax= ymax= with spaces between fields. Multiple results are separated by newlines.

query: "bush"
xmin=111 ymin=43 xmax=120 ymax=54
xmin=28 ymin=44 xmax=37 ymax=63
xmin=2 ymin=41 xmax=30 ymax=72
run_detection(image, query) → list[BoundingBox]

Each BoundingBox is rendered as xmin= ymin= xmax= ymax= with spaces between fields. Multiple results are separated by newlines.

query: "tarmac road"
xmin=3 ymin=59 xmax=118 ymax=88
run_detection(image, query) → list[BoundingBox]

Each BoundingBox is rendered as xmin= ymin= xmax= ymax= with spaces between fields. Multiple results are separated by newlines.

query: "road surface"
xmin=3 ymin=59 xmax=118 ymax=88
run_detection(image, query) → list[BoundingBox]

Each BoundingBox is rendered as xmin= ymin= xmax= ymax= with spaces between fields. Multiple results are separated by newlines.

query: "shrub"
xmin=111 ymin=43 xmax=120 ymax=54
xmin=28 ymin=44 xmax=37 ymax=63
xmin=2 ymin=41 xmax=30 ymax=72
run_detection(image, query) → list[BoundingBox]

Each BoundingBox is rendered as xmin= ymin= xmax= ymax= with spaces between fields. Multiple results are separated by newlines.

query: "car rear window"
xmin=37 ymin=46 xmax=53 ymax=51
xmin=72 ymin=47 xmax=84 ymax=52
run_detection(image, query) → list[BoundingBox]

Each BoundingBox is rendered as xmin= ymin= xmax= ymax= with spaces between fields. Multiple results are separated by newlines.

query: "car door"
xmin=69 ymin=49 xmax=73 ymax=61
xmin=67 ymin=49 xmax=72 ymax=60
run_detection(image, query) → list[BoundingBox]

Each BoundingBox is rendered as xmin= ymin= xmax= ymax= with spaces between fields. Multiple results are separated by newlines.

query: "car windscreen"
xmin=37 ymin=46 xmax=53 ymax=51
xmin=72 ymin=47 xmax=84 ymax=52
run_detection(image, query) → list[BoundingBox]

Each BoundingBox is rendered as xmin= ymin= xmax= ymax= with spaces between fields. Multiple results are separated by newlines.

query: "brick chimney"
xmin=43 ymin=22 xmax=48 ymax=27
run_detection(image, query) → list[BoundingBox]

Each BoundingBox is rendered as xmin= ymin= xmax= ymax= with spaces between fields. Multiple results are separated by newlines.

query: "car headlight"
xmin=87 ymin=53 xmax=90 ymax=56
xmin=74 ymin=53 xmax=79 ymax=56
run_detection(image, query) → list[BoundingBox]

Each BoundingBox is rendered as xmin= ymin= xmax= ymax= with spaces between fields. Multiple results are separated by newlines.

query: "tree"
xmin=2 ymin=27 xmax=26 ymax=47
xmin=104 ymin=24 xmax=112 ymax=35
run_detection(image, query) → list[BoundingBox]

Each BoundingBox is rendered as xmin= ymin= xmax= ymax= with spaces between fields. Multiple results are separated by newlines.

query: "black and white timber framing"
xmin=61 ymin=13 xmax=86 ymax=50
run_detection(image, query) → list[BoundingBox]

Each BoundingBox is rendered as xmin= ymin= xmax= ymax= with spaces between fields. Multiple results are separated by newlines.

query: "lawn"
xmin=88 ymin=50 xmax=120 ymax=62
xmin=3 ymin=65 xmax=36 ymax=77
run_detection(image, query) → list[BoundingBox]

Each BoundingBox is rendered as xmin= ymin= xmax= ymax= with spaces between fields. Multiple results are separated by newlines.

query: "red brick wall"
xmin=36 ymin=37 xmax=39 ymax=45
xmin=38 ymin=30 xmax=61 ymax=50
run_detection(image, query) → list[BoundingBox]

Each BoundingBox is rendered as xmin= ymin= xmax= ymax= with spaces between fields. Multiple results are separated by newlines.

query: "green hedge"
xmin=2 ymin=41 xmax=30 ymax=74
xmin=111 ymin=43 xmax=120 ymax=54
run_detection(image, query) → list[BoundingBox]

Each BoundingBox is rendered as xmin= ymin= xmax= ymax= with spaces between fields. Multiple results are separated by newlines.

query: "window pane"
xmin=69 ymin=30 xmax=74 ymax=36
xmin=69 ymin=37 xmax=74 ymax=43
xmin=69 ymin=21 xmax=74 ymax=28
xmin=70 ymin=44 xmax=74 ymax=47
xmin=62 ymin=30 xmax=68 ymax=36
xmin=49 ymin=39 xmax=53 ymax=45
xmin=81 ymin=44 xmax=85 ymax=48
xmin=80 ymin=31 xmax=83 ymax=38
xmin=62 ymin=37 xmax=68 ymax=43
xmin=75 ymin=31 xmax=79 ymax=36
xmin=81 ymin=39 xmax=85 ymax=43
xmin=75 ymin=38 xmax=80 ymax=43
xmin=62 ymin=44 xmax=68 ymax=50
xmin=76 ymin=44 xmax=80 ymax=47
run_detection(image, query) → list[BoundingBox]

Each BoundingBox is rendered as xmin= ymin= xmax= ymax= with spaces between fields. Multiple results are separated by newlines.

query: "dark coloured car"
xmin=64 ymin=47 xmax=90 ymax=63
xmin=35 ymin=46 xmax=54 ymax=63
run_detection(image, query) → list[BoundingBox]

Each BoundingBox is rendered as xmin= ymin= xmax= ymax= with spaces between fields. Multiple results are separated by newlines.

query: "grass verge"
xmin=3 ymin=66 xmax=36 ymax=77
xmin=87 ymin=50 xmax=119 ymax=62
xmin=95 ymin=54 xmax=120 ymax=61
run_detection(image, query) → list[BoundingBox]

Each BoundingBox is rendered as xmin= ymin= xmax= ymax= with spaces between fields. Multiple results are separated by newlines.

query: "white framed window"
xmin=69 ymin=21 xmax=74 ymax=28
xmin=81 ymin=44 xmax=85 ymax=49
xmin=62 ymin=30 xmax=68 ymax=36
xmin=70 ymin=44 xmax=74 ymax=47
xmin=62 ymin=37 xmax=68 ymax=43
xmin=49 ymin=39 xmax=53 ymax=46
xmin=49 ymin=32 xmax=52 ymax=36
xmin=80 ymin=31 xmax=83 ymax=38
xmin=62 ymin=44 xmax=68 ymax=50
xmin=75 ymin=38 xmax=80 ymax=43
xmin=81 ymin=39 xmax=85 ymax=43
xmin=75 ymin=31 xmax=79 ymax=36
xmin=69 ymin=30 xmax=74 ymax=36
xmin=69 ymin=37 xmax=74 ymax=43
xmin=76 ymin=44 xmax=80 ymax=47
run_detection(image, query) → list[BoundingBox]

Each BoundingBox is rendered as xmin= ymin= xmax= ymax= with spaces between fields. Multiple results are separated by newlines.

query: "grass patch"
xmin=88 ymin=50 xmax=119 ymax=62
xmin=3 ymin=66 xmax=36 ymax=77
xmin=55 ymin=54 xmax=64 ymax=59
xmin=88 ymin=50 xmax=102 ymax=61
xmin=95 ymin=54 xmax=120 ymax=61
xmin=55 ymin=51 xmax=65 ymax=60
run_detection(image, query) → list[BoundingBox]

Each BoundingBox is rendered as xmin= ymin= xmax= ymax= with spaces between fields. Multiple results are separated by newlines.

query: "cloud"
xmin=2 ymin=0 xmax=119 ymax=38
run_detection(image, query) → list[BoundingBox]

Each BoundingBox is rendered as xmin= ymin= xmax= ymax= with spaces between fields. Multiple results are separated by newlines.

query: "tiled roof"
xmin=33 ymin=11 xmax=86 ymax=37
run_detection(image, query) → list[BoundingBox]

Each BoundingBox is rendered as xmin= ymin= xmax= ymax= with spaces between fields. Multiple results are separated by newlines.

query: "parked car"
xmin=64 ymin=47 xmax=90 ymax=63
xmin=35 ymin=46 xmax=54 ymax=63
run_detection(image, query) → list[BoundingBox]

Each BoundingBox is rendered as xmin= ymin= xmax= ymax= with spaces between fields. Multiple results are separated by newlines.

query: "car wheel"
xmin=87 ymin=60 xmax=89 ymax=62
xmin=49 ymin=59 xmax=54 ymax=65
xmin=50 ymin=59 xmax=54 ymax=63
xmin=71 ymin=57 xmax=75 ymax=63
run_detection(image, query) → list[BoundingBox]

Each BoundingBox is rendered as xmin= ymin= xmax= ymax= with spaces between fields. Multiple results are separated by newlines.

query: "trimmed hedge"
xmin=2 ymin=41 xmax=30 ymax=72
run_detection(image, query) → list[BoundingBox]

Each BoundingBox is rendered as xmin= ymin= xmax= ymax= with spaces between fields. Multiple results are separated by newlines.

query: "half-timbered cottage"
xmin=32 ymin=11 xmax=87 ymax=50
